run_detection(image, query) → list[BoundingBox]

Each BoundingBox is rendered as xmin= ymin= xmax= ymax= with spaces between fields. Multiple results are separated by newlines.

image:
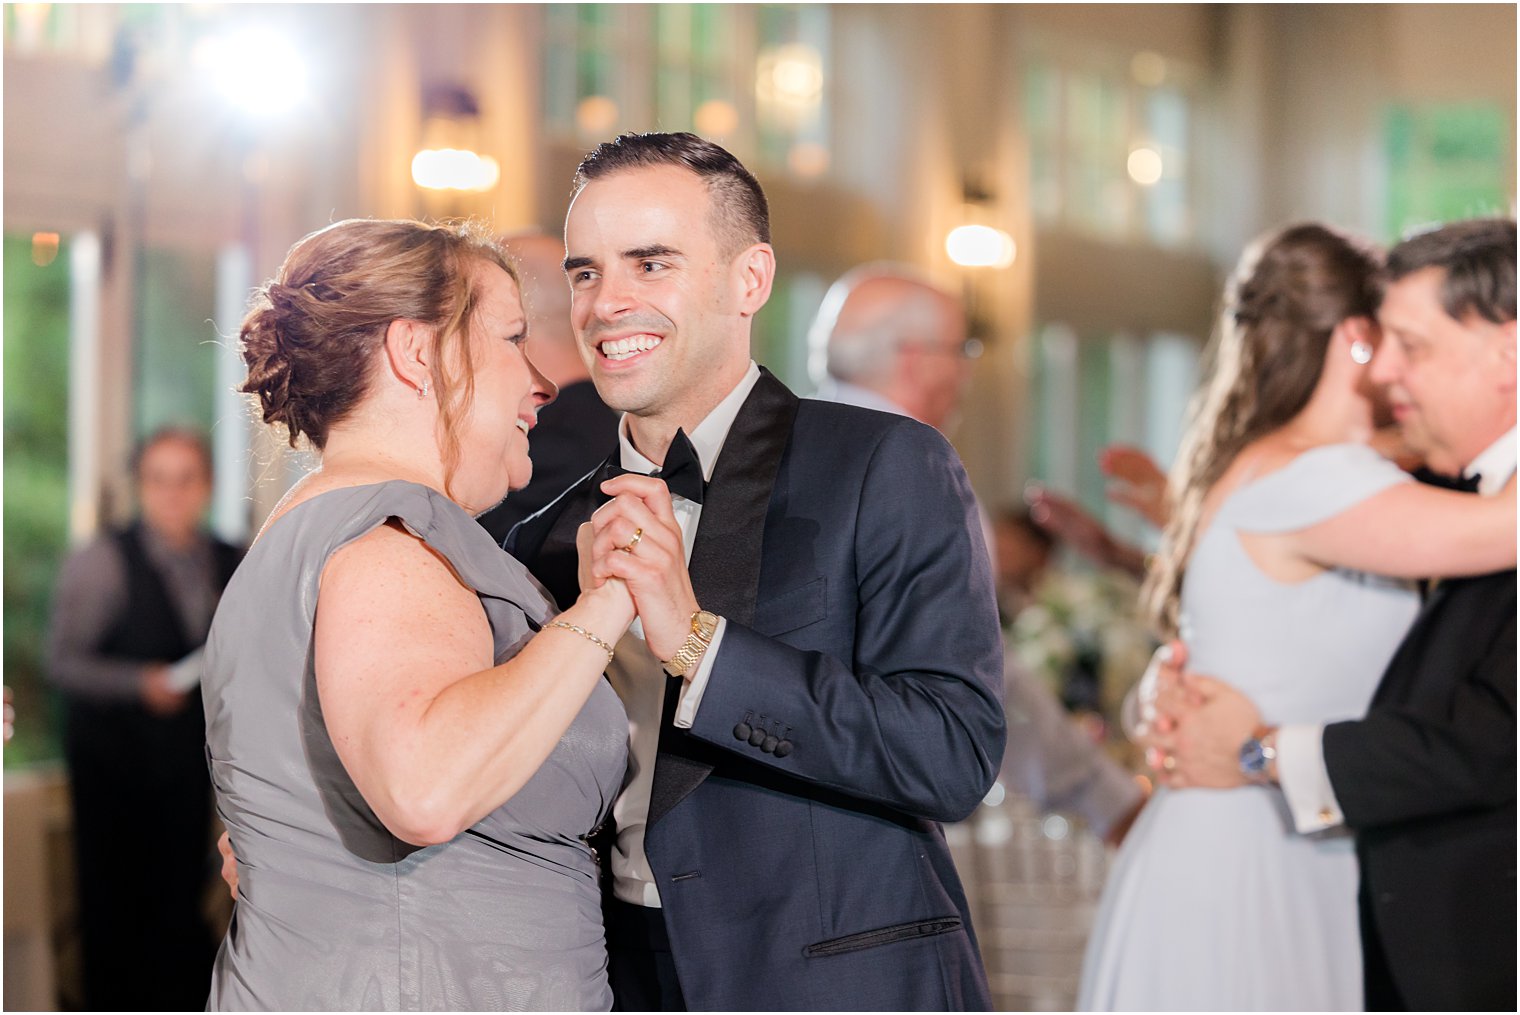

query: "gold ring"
xmin=1161 ymin=754 xmax=1177 ymax=773
xmin=617 ymin=528 xmax=643 ymax=554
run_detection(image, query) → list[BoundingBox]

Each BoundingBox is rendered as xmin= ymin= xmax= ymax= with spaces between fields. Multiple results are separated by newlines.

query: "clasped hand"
xmin=1135 ymin=641 xmax=1262 ymax=789
xmin=577 ymin=475 xmax=700 ymax=664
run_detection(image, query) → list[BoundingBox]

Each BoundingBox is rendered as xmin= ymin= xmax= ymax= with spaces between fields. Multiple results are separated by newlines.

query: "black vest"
xmin=96 ymin=523 xmax=243 ymax=664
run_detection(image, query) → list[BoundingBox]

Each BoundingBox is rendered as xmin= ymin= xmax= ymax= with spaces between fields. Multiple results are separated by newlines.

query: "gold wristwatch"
xmin=663 ymin=610 xmax=719 ymax=678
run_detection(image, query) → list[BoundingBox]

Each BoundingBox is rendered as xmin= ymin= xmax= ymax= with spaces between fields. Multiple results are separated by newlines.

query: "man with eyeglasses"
xmin=811 ymin=264 xmax=982 ymax=431
xmin=811 ymin=266 xmax=1149 ymax=848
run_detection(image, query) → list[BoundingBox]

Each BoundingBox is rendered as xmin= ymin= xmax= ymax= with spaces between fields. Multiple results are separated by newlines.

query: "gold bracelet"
xmin=543 ymin=621 xmax=615 ymax=665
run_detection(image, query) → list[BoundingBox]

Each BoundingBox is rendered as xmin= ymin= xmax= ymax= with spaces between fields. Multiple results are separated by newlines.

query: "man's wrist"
xmin=1238 ymin=725 xmax=1280 ymax=784
xmin=663 ymin=609 xmax=719 ymax=678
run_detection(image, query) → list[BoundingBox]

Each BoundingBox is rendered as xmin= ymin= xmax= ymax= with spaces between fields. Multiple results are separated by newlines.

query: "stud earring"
xmin=1350 ymin=340 xmax=1372 ymax=365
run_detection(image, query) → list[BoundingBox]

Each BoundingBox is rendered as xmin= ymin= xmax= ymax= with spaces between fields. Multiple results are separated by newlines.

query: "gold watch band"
xmin=664 ymin=610 xmax=718 ymax=678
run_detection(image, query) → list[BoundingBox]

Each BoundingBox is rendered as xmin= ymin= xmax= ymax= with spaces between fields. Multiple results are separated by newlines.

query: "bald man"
xmin=811 ymin=265 xmax=975 ymax=430
xmin=477 ymin=232 xmax=619 ymax=541
xmin=812 ymin=266 xmax=1147 ymax=844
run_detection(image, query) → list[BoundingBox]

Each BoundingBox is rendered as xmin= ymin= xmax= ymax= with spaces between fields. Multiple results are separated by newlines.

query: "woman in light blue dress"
xmin=1078 ymin=224 xmax=1517 ymax=1010
xmin=203 ymin=219 xmax=635 ymax=1010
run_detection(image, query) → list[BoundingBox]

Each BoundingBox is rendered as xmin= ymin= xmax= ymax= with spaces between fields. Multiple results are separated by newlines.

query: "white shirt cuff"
xmin=1276 ymin=723 xmax=1345 ymax=833
xmin=164 ymin=647 xmax=205 ymax=692
xmin=673 ymin=617 xmax=727 ymax=728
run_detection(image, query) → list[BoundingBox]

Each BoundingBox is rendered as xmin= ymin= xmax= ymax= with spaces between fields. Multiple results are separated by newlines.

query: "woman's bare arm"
xmin=313 ymin=521 xmax=632 ymax=846
xmin=1283 ymin=477 xmax=1516 ymax=578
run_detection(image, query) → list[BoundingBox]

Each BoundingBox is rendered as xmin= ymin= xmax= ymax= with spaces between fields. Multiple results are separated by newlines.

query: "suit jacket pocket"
xmin=752 ymin=576 xmax=827 ymax=636
xmin=803 ymin=916 xmax=962 ymax=958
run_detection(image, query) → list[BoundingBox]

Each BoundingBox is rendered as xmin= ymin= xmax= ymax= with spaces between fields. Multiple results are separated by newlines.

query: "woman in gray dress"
xmin=203 ymin=219 xmax=633 ymax=1010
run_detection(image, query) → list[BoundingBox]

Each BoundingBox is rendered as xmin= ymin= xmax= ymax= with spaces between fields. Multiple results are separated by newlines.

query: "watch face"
xmin=1239 ymin=738 xmax=1268 ymax=776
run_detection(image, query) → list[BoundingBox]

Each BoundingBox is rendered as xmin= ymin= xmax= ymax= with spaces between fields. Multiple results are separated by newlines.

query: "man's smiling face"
xmin=563 ymin=164 xmax=753 ymax=429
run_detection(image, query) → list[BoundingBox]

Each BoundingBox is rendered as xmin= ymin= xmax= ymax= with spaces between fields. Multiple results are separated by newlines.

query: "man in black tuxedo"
xmin=1154 ymin=218 xmax=1516 ymax=1010
xmin=508 ymin=133 xmax=1004 ymax=1011
xmin=477 ymin=231 xmax=618 ymax=542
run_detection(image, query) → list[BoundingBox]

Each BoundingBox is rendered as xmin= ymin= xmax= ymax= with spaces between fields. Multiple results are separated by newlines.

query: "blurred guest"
xmin=1094 ymin=445 xmax=1170 ymax=528
xmin=990 ymin=507 xmax=1055 ymax=622
xmin=1146 ymin=218 xmax=1518 ymax=1011
xmin=1079 ymin=223 xmax=1516 ymax=1010
xmin=813 ymin=265 xmax=1144 ymax=845
xmin=812 ymin=262 xmax=976 ymax=431
xmin=47 ymin=427 xmax=243 ymax=1010
xmin=1024 ymin=485 xmax=1149 ymax=581
xmin=1023 ymin=444 xmax=1169 ymax=583
xmin=477 ymin=231 xmax=618 ymax=542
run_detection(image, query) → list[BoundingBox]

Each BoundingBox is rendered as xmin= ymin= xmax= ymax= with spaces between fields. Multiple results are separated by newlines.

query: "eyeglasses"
xmin=906 ymin=337 xmax=984 ymax=361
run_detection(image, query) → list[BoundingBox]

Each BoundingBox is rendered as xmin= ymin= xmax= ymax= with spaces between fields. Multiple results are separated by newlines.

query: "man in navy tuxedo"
xmin=1154 ymin=218 xmax=1516 ymax=1010
xmin=508 ymin=133 xmax=1005 ymax=1011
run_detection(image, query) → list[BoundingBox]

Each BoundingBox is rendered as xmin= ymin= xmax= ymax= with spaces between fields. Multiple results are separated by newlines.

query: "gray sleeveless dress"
xmin=1079 ymin=444 xmax=1421 ymax=1011
xmin=202 ymin=481 xmax=628 ymax=1011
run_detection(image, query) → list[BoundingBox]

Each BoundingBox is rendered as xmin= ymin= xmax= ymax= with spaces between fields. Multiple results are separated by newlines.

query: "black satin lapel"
xmin=510 ymin=453 xmax=618 ymax=612
xmin=686 ymin=368 xmax=800 ymax=623
xmin=648 ymin=369 xmax=800 ymax=828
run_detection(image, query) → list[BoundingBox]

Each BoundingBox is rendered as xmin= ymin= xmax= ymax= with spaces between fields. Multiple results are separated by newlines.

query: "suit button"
xmin=1379 ymin=892 xmax=1395 ymax=905
xmin=733 ymin=722 xmax=752 ymax=741
xmin=748 ymin=728 xmax=767 ymax=748
xmin=774 ymin=740 xmax=793 ymax=758
xmin=761 ymin=735 xmax=779 ymax=753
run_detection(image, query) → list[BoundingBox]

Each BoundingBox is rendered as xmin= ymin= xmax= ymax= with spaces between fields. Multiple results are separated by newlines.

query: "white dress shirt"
xmin=607 ymin=362 xmax=761 ymax=907
xmin=1277 ymin=426 xmax=1518 ymax=833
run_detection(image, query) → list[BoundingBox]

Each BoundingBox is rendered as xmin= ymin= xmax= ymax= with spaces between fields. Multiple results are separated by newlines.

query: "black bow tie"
xmin=603 ymin=428 xmax=706 ymax=504
xmin=1414 ymin=467 xmax=1482 ymax=493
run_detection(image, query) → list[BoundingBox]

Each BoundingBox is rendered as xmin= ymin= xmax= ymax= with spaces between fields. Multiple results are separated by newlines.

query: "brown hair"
xmin=1142 ymin=223 xmax=1383 ymax=636
xmin=239 ymin=219 xmax=515 ymax=492
xmin=1387 ymin=217 xmax=1516 ymax=325
xmin=573 ymin=131 xmax=770 ymax=254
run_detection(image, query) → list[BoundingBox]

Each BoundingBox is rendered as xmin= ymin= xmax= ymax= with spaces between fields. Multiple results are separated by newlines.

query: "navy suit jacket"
xmin=508 ymin=369 xmax=1005 ymax=1011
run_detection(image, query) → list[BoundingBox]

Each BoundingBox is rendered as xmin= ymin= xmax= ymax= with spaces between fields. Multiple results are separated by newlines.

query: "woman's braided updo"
xmin=239 ymin=219 xmax=516 ymax=483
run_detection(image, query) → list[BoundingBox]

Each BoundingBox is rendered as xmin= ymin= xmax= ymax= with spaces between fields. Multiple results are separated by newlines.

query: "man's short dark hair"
xmin=573 ymin=132 xmax=771 ymax=254
xmin=1387 ymin=217 xmax=1516 ymax=324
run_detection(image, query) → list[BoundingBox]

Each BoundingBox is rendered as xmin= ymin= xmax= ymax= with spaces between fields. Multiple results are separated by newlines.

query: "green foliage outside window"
xmin=3 ymin=233 xmax=71 ymax=767
xmin=1387 ymin=104 xmax=1510 ymax=241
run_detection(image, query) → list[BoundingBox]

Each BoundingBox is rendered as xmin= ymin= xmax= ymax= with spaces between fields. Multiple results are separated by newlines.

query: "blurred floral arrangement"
xmin=1009 ymin=564 xmax=1155 ymax=758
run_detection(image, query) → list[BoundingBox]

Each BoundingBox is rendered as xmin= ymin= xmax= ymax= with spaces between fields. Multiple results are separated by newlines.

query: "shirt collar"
xmin=1467 ymin=425 xmax=1516 ymax=496
xmin=618 ymin=361 xmax=762 ymax=483
xmin=813 ymin=377 xmax=909 ymax=418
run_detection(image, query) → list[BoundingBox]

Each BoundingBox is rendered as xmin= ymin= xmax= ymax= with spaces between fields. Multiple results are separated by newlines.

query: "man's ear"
xmin=383 ymin=318 xmax=433 ymax=395
xmin=1495 ymin=319 xmax=1516 ymax=393
xmin=732 ymin=243 xmax=776 ymax=318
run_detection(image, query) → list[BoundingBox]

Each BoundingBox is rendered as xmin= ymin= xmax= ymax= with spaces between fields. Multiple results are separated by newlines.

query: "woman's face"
xmin=451 ymin=262 xmax=556 ymax=512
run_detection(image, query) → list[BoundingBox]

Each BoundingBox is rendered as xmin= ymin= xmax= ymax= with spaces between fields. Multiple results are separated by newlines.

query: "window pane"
xmin=135 ymin=248 xmax=218 ymax=438
xmin=1026 ymin=64 xmax=1063 ymax=223
xmin=1386 ymin=104 xmax=1510 ymax=238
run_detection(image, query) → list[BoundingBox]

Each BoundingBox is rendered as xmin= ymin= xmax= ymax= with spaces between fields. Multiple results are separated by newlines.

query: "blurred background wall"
xmin=3 ymin=3 xmax=1513 ymax=1008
